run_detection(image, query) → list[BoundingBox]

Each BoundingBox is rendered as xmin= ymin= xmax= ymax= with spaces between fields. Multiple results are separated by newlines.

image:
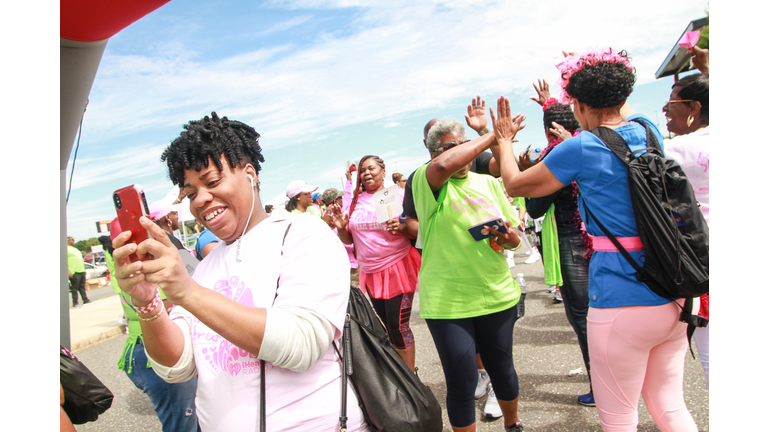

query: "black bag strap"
xmin=580 ymin=195 xmax=645 ymax=282
xmin=332 ymin=313 xmax=352 ymax=432
xmin=260 ymin=221 xmax=293 ymax=432
xmin=590 ymin=118 xmax=662 ymax=166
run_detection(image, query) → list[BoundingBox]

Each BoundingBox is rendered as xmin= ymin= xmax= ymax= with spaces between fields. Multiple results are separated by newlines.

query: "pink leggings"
xmin=588 ymin=301 xmax=698 ymax=432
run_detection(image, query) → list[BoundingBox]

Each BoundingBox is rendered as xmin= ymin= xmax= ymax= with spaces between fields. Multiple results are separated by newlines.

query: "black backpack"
xmin=583 ymin=119 xmax=709 ymax=352
xmin=335 ymin=285 xmax=443 ymax=432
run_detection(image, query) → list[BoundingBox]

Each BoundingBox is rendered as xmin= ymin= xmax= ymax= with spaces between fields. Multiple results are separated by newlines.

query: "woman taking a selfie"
xmin=112 ymin=112 xmax=367 ymax=432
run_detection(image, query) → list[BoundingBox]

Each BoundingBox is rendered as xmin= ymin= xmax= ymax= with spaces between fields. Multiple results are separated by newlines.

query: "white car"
xmin=84 ymin=262 xmax=108 ymax=280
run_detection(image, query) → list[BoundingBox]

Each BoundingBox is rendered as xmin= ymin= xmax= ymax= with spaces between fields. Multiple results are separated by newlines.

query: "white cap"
xmin=285 ymin=180 xmax=318 ymax=198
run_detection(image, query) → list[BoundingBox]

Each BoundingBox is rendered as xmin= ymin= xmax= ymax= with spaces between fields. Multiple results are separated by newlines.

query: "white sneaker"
xmin=118 ymin=316 xmax=128 ymax=326
xmin=524 ymin=250 xmax=531 ymax=255
xmin=475 ymin=369 xmax=491 ymax=399
xmin=484 ymin=386 xmax=503 ymax=419
xmin=524 ymin=253 xmax=540 ymax=264
xmin=546 ymin=285 xmax=556 ymax=293
xmin=506 ymin=257 xmax=516 ymax=268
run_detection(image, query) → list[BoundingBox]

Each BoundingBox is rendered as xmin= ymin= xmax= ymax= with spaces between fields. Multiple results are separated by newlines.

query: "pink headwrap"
xmin=554 ymin=47 xmax=635 ymax=104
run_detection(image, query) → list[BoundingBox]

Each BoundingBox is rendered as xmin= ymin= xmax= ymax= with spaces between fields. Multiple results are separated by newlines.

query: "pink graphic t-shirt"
xmin=169 ymin=213 xmax=366 ymax=431
xmin=348 ymin=189 xmax=411 ymax=273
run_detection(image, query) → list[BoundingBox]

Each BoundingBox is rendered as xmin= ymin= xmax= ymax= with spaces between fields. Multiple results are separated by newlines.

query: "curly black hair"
xmin=564 ymin=56 xmax=636 ymax=109
xmin=160 ymin=112 xmax=265 ymax=187
xmin=672 ymin=73 xmax=708 ymax=125
xmin=543 ymin=102 xmax=580 ymax=133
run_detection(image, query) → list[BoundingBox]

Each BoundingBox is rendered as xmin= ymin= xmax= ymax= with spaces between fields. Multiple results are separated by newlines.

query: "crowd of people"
xmin=71 ymin=45 xmax=708 ymax=432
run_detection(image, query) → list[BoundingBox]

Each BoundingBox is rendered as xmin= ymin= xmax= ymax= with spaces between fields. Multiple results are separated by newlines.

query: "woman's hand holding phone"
xmin=484 ymin=220 xmax=520 ymax=250
xmin=113 ymin=216 xmax=198 ymax=307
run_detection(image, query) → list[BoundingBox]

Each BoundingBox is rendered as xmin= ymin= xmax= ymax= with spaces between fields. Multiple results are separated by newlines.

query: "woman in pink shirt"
xmin=329 ymin=155 xmax=421 ymax=371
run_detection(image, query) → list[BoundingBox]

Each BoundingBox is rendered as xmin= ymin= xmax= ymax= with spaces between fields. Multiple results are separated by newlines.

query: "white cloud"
xmin=67 ymin=0 xmax=709 ymax=239
xmin=83 ymin=1 xmax=706 ymax=149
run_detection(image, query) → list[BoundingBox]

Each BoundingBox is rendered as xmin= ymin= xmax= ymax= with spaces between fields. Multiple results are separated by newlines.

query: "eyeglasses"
xmin=663 ymin=99 xmax=694 ymax=109
xmin=432 ymin=139 xmax=470 ymax=156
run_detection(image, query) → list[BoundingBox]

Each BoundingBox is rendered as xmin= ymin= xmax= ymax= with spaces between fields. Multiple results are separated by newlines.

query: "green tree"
xmin=697 ymin=8 xmax=709 ymax=49
xmin=75 ymin=238 xmax=102 ymax=255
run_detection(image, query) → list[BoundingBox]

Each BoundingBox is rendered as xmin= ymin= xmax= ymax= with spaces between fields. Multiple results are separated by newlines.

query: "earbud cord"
xmin=236 ymin=179 xmax=256 ymax=263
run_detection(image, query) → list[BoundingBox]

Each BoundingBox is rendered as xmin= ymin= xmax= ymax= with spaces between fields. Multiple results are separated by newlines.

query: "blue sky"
xmin=63 ymin=0 xmax=710 ymax=241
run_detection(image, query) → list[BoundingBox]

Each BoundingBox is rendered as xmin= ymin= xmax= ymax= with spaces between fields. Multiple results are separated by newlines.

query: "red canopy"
xmin=61 ymin=0 xmax=171 ymax=42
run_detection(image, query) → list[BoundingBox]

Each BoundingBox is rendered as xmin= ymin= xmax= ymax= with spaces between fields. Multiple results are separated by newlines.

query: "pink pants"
xmin=588 ymin=301 xmax=698 ymax=432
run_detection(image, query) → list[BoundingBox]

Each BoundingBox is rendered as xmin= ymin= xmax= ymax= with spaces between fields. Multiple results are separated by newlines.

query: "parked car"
xmin=83 ymin=252 xmax=106 ymax=265
xmin=84 ymin=262 xmax=108 ymax=280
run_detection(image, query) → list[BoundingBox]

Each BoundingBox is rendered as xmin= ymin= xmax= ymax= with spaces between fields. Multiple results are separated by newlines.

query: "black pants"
xmin=69 ymin=272 xmax=89 ymax=305
xmin=426 ymin=305 xmax=520 ymax=427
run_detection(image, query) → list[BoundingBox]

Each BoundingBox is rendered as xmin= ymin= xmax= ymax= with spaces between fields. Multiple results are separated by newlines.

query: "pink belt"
xmin=590 ymin=236 xmax=644 ymax=252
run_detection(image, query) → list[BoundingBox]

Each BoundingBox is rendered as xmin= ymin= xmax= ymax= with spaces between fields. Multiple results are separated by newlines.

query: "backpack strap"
xmin=580 ymin=185 xmax=646 ymax=284
xmin=260 ymin=221 xmax=294 ymax=432
xmin=589 ymin=118 xmax=663 ymax=166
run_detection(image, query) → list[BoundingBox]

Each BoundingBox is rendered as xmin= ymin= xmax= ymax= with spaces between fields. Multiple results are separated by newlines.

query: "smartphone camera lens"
xmin=113 ymin=193 xmax=122 ymax=210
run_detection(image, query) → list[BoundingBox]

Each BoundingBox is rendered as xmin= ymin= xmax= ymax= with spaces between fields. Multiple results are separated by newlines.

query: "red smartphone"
xmin=113 ymin=185 xmax=153 ymax=262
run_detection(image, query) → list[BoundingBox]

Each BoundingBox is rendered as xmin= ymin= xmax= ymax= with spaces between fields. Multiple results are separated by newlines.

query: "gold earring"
xmin=686 ymin=115 xmax=694 ymax=127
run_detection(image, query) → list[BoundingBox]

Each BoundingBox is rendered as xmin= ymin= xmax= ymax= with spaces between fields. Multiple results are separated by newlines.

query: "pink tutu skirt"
xmin=359 ymin=246 xmax=421 ymax=300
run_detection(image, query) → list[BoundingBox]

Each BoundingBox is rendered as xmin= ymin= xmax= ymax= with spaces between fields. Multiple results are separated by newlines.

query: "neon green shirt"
xmin=292 ymin=206 xmax=322 ymax=218
xmin=67 ymin=245 xmax=85 ymax=274
xmin=104 ymin=251 xmax=121 ymax=293
xmin=117 ymin=288 xmax=169 ymax=373
xmin=413 ymin=167 xmax=521 ymax=319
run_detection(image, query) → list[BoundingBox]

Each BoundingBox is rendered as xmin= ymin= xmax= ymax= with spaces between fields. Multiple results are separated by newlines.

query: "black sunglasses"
xmin=432 ymin=139 xmax=470 ymax=156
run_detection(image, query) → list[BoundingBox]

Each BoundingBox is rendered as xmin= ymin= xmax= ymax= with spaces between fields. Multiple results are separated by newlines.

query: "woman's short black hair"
xmin=565 ymin=55 xmax=636 ymax=109
xmin=672 ymin=73 xmax=709 ymax=125
xmin=543 ymin=102 xmax=580 ymax=133
xmin=98 ymin=235 xmax=114 ymax=255
xmin=160 ymin=112 xmax=265 ymax=187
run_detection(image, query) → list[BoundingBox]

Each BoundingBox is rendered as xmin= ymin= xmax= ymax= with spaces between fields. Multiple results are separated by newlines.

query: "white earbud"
xmin=247 ymin=174 xmax=254 ymax=187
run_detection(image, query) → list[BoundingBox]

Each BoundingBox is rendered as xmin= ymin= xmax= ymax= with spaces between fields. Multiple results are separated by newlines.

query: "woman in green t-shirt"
xmin=412 ymin=118 xmax=525 ymax=432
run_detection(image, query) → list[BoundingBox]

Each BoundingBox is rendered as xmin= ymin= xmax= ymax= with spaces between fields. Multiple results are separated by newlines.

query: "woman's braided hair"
xmin=160 ymin=112 xmax=265 ymax=187
xmin=543 ymin=102 xmax=580 ymax=133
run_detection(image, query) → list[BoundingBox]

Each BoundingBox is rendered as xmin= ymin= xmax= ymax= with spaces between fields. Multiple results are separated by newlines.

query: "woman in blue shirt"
xmin=492 ymin=48 xmax=698 ymax=432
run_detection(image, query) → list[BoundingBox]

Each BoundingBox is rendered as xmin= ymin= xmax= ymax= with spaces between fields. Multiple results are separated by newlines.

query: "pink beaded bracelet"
xmin=132 ymin=289 xmax=161 ymax=315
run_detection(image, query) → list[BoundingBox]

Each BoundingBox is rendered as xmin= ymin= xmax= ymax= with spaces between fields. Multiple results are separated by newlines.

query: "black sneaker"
xmin=505 ymin=421 xmax=524 ymax=432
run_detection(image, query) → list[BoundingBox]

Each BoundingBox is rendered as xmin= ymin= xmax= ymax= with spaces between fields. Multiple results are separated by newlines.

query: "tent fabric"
xmin=61 ymin=0 xmax=171 ymax=42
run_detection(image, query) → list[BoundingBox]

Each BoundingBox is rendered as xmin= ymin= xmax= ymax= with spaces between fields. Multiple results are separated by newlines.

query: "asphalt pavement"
xmin=67 ymin=247 xmax=709 ymax=431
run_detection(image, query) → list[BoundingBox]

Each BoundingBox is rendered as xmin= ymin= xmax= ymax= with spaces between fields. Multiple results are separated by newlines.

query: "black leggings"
xmin=368 ymin=293 xmax=414 ymax=349
xmin=426 ymin=305 xmax=520 ymax=427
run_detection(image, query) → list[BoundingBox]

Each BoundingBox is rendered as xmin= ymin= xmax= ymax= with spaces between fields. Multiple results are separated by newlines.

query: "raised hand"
xmin=490 ymin=96 xmax=526 ymax=144
xmin=688 ymin=46 xmax=709 ymax=74
xmin=548 ymin=121 xmax=573 ymax=141
xmin=326 ymin=203 xmax=349 ymax=231
xmin=464 ymin=95 xmax=488 ymax=133
xmin=530 ymin=79 xmax=551 ymax=106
